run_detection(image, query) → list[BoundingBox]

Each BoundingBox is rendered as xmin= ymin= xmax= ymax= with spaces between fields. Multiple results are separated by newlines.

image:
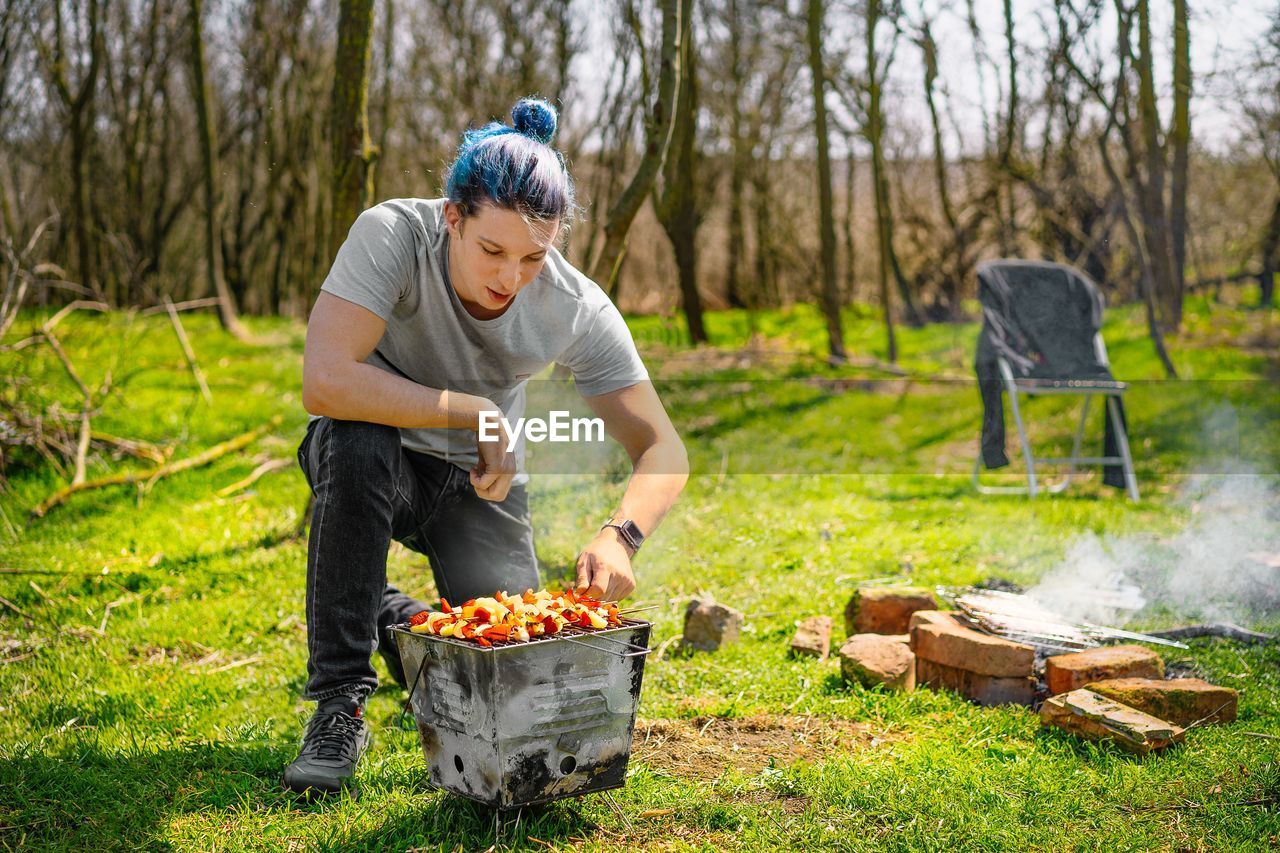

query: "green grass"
xmin=0 ymin=298 xmax=1278 ymax=851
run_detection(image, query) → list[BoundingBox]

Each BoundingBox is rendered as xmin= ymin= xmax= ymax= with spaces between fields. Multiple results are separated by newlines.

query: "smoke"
xmin=1027 ymin=470 xmax=1280 ymax=628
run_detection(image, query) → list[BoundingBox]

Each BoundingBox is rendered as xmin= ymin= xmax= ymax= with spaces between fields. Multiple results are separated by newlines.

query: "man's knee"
xmin=311 ymin=418 xmax=403 ymax=493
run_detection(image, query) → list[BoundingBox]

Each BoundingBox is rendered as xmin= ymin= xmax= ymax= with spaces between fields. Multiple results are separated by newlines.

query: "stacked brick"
xmin=908 ymin=610 xmax=1037 ymax=706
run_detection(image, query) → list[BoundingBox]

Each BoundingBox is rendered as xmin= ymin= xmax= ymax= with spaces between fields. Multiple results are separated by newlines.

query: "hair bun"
xmin=511 ymin=98 xmax=557 ymax=145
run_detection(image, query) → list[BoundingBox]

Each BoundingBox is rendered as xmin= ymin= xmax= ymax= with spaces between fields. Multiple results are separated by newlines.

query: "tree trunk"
xmin=919 ymin=19 xmax=962 ymax=316
xmin=1261 ymin=193 xmax=1280 ymax=308
xmin=329 ymin=0 xmax=377 ymax=261
xmin=807 ymin=0 xmax=845 ymax=362
xmin=1170 ymin=0 xmax=1191 ymax=323
xmin=999 ymin=0 xmax=1018 ymax=254
xmin=654 ymin=0 xmax=706 ymax=344
xmin=44 ymin=0 xmax=104 ymax=302
xmin=1098 ymin=129 xmax=1177 ymax=379
xmin=724 ymin=0 xmax=746 ymax=309
xmin=374 ymin=0 xmax=395 ymax=202
xmin=591 ymin=0 xmax=683 ymax=296
xmin=842 ymin=144 xmax=857 ymax=304
xmin=1135 ymin=0 xmax=1179 ymax=330
xmin=866 ymin=0 xmax=897 ymax=360
xmin=189 ymin=0 xmax=249 ymax=338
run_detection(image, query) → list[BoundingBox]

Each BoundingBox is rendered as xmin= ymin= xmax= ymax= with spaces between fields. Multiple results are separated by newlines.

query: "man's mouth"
xmin=486 ymin=287 xmax=513 ymax=304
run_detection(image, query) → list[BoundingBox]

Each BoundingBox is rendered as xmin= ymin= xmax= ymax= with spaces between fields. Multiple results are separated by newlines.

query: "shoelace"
xmin=302 ymin=712 xmax=364 ymax=762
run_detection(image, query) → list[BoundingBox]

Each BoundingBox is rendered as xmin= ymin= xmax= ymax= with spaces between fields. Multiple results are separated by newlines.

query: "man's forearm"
xmin=303 ymin=359 xmax=490 ymax=430
xmin=611 ymin=438 xmax=689 ymax=541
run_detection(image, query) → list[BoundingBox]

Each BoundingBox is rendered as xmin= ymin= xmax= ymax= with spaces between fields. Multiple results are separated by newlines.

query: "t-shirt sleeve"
xmin=558 ymin=301 xmax=649 ymax=397
xmin=319 ymin=204 xmax=416 ymax=320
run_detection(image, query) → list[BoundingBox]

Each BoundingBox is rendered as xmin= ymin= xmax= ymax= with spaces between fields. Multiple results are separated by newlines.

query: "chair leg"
xmin=1057 ymin=394 xmax=1092 ymax=492
xmin=1106 ymin=396 xmax=1140 ymax=501
xmin=1006 ymin=385 xmax=1038 ymax=498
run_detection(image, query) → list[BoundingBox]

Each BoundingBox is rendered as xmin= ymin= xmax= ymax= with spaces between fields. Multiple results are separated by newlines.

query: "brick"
xmin=908 ymin=611 xmax=1035 ymax=678
xmin=1086 ymin=678 xmax=1238 ymax=727
xmin=681 ymin=598 xmax=744 ymax=652
xmin=839 ymin=634 xmax=915 ymax=691
xmin=845 ymin=587 xmax=939 ymax=635
xmin=789 ymin=616 xmax=832 ymax=661
xmin=1040 ymin=688 xmax=1185 ymax=754
xmin=1044 ymin=645 xmax=1164 ymax=695
xmin=915 ymin=657 xmax=1035 ymax=706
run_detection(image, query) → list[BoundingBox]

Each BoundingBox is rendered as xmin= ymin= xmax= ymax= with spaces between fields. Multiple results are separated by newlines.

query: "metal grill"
xmin=391 ymin=618 xmax=651 ymax=811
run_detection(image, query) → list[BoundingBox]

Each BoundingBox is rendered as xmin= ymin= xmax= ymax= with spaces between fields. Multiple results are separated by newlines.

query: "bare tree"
xmin=1169 ymin=0 xmax=1190 ymax=311
xmin=807 ymin=0 xmax=846 ymax=361
xmin=654 ymin=0 xmax=708 ymax=343
xmin=590 ymin=0 xmax=684 ymax=294
xmin=1242 ymin=6 xmax=1280 ymax=307
xmin=189 ymin=0 xmax=247 ymax=338
xmin=329 ymin=0 xmax=377 ymax=260
xmin=1134 ymin=0 xmax=1179 ymax=329
xmin=33 ymin=0 xmax=105 ymax=301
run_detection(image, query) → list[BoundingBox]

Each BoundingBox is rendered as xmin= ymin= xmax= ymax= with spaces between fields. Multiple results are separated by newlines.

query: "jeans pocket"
xmin=297 ymin=422 xmax=317 ymax=492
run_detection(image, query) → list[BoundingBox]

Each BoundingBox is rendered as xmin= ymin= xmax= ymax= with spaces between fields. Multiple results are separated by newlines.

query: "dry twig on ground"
xmin=30 ymin=416 xmax=282 ymax=519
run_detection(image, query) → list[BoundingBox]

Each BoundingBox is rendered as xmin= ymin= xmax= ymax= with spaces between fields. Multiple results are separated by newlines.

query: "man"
xmin=282 ymin=98 xmax=687 ymax=798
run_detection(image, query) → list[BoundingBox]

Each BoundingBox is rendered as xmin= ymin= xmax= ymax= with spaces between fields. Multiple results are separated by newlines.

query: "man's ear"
xmin=443 ymin=201 xmax=463 ymax=236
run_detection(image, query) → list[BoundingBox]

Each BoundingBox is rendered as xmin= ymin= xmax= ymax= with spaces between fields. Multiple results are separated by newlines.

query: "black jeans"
xmin=297 ymin=417 xmax=539 ymax=702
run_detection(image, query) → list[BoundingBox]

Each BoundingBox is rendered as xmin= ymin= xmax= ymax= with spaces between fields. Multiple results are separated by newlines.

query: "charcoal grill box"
xmin=390 ymin=620 xmax=651 ymax=810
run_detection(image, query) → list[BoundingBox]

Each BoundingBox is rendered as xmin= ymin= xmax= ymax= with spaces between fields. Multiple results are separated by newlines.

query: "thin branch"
xmin=164 ymin=296 xmax=212 ymax=404
xmin=215 ymin=457 xmax=292 ymax=498
xmin=30 ymin=416 xmax=282 ymax=518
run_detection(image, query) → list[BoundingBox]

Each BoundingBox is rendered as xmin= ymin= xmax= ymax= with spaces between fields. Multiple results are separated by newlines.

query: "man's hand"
xmin=575 ymin=529 xmax=636 ymax=602
xmin=472 ymin=413 xmax=517 ymax=502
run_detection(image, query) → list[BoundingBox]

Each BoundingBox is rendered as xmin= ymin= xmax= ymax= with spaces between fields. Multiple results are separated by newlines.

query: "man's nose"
xmin=501 ymin=260 xmax=520 ymax=289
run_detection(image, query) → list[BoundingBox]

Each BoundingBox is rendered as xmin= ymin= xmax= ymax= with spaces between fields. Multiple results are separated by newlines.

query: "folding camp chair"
xmin=971 ymin=260 xmax=1139 ymax=501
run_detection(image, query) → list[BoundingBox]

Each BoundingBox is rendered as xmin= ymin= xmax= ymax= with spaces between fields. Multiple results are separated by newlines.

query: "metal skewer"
xmin=561 ymin=627 xmax=652 ymax=654
xmin=558 ymin=634 xmax=651 ymax=658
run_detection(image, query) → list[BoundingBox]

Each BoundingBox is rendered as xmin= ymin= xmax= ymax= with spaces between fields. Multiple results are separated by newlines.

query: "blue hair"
xmin=444 ymin=98 xmax=575 ymax=226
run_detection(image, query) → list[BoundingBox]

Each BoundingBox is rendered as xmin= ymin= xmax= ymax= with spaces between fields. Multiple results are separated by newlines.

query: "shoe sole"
xmin=281 ymin=773 xmax=360 ymax=802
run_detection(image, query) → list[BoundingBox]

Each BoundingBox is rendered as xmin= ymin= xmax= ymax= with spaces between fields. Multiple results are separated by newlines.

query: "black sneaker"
xmin=281 ymin=696 xmax=370 ymax=799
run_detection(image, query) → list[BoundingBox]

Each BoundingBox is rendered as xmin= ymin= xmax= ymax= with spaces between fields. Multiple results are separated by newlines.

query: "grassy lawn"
xmin=1 ymin=298 xmax=1277 ymax=851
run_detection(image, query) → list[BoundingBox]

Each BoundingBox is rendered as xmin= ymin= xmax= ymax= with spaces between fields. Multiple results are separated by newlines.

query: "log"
xmin=1146 ymin=623 xmax=1275 ymax=645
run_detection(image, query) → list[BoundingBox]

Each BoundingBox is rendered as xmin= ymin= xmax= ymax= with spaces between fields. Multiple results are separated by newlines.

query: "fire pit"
xmin=390 ymin=619 xmax=651 ymax=811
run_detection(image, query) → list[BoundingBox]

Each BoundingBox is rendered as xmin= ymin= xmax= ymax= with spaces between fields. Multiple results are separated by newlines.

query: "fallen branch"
xmin=42 ymin=300 xmax=110 ymax=333
xmin=0 ymin=595 xmax=35 ymax=621
xmin=91 ymin=431 xmax=167 ymax=464
xmin=139 ymin=297 xmax=223 ymax=316
xmin=1146 ymin=623 xmax=1275 ymax=645
xmin=164 ymin=296 xmax=212 ymax=404
xmin=215 ymin=457 xmax=293 ymax=497
xmin=30 ymin=416 xmax=282 ymax=518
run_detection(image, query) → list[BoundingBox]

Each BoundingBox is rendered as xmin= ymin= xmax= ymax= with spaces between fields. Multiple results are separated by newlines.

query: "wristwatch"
xmin=602 ymin=517 xmax=645 ymax=556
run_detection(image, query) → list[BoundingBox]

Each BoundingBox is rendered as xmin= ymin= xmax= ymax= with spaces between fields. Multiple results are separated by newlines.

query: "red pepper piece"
xmin=542 ymin=615 xmax=560 ymax=634
xmin=409 ymin=611 xmax=430 ymax=626
xmin=475 ymin=636 xmax=492 ymax=647
xmin=440 ymin=597 xmax=452 ymax=614
xmin=474 ymin=607 xmax=491 ymax=623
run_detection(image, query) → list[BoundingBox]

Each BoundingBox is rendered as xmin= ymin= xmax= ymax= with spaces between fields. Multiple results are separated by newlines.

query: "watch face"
xmin=620 ymin=520 xmax=644 ymax=548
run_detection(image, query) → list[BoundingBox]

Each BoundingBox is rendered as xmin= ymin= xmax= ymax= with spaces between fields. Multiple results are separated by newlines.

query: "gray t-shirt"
xmin=318 ymin=197 xmax=648 ymax=475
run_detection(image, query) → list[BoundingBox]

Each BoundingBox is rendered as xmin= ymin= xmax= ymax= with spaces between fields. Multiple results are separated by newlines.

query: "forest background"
xmin=1 ymin=0 xmax=1277 ymax=364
